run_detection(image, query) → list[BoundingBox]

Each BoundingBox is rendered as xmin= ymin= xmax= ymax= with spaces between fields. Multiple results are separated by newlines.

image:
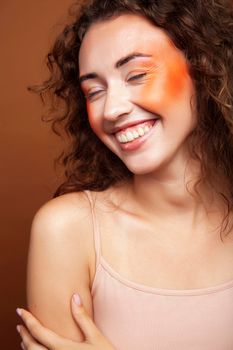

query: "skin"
xmin=79 ymin=14 xmax=229 ymax=233
xmin=16 ymin=295 xmax=115 ymax=350
xmin=79 ymin=14 xmax=196 ymax=176
xmin=16 ymin=13 xmax=233 ymax=350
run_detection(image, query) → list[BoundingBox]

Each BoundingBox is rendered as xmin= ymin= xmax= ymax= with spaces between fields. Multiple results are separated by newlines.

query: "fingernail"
xmin=73 ymin=293 xmax=82 ymax=306
xmin=16 ymin=325 xmax=21 ymax=334
xmin=16 ymin=308 xmax=22 ymax=316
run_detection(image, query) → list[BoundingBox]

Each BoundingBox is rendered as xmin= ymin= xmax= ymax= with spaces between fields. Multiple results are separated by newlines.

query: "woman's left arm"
xmin=16 ymin=293 xmax=115 ymax=350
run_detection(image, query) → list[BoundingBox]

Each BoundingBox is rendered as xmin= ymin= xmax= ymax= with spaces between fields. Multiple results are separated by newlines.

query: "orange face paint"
xmin=128 ymin=44 xmax=191 ymax=114
xmin=79 ymin=14 xmax=196 ymax=175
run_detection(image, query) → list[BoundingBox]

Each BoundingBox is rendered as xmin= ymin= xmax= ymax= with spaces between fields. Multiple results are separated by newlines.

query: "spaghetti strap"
xmin=84 ymin=190 xmax=101 ymax=269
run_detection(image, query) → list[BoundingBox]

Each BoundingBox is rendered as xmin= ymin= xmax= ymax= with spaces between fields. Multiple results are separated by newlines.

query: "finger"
xmin=17 ymin=324 xmax=48 ymax=350
xmin=21 ymin=342 xmax=26 ymax=350
xmin=16 ymin=308 xmax=63 ymax=350
xmin=71 ymin=294 xmax=102 ymax=343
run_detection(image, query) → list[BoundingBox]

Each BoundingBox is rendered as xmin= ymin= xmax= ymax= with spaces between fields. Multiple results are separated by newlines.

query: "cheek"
xmin=134 ymin=59 xmax=191 ymax=113
xmin=86 ymin=101 xmax=98 ymax=132
xmin=86 ymin=102 xmax=93 ymax=124
xmin=164 ymin=58 xmax=190 ymax=98
xmin=86 ymin=102 xmax=101 ymax=135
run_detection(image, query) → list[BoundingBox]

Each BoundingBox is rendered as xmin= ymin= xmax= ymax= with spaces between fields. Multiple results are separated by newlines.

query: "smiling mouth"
xmin=115 ymin=119 xmax=156 ymax=144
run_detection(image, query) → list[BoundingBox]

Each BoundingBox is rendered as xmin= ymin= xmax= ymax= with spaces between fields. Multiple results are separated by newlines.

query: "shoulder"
xmin=31 ymin=191 xmax=91 ymax=235
xmin=27 ymin=191 xmax=95 ymax=340
xmin=29 ymin=190 xmax=95 ymax=281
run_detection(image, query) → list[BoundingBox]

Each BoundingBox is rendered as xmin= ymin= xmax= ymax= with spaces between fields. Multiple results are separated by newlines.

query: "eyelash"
xmin=86 ymin=91 xmax=101 ymax=99
xmin=85 ymin=73 xmax=147 ymax=100
xmin=127 ymin=72 xmax=147 ymax=81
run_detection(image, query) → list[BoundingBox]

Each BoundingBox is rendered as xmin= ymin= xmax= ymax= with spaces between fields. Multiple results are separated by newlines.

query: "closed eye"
xmin=85 ymin=90 xmax=104 ymax=100
xmin=127 ymin=73 xmax=147 ymax=82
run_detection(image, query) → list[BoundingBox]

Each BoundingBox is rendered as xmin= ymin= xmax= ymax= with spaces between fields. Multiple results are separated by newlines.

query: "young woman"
xmin=16 ymin=0 xmax=233 ymax=349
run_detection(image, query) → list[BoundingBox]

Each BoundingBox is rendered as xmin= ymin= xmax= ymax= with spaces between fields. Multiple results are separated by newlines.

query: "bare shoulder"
xmin=29 ymin=191 xmax=94 ymax=276
xmin=27 ymin=191 xmax=95 ymax=342
xmin=31 ymin=191 xmax=92 ymax=235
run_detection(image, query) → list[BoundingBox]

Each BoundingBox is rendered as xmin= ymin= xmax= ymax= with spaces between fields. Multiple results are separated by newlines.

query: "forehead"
xmin=79 ymin=14 xmax=176 ymax=74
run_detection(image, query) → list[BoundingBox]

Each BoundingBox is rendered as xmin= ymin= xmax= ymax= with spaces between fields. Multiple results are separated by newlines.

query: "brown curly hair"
xmin=30 ymin=0 xmax=233 ymax=236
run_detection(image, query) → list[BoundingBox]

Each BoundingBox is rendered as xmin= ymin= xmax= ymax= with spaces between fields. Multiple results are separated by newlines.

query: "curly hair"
xmin=30 ymin=0 xmax=233 ymax=237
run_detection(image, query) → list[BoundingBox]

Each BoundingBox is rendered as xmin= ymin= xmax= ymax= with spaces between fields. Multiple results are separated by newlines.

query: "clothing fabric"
xmin=84 ymin=190 xmax=233 ymax=350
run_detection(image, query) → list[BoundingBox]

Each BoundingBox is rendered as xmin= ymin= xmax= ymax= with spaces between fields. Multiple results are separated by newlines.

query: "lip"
xmin=114 ymin=119 xmax=159 ymax=152
xmin=111 ymin=117 xmax=159 ymax=134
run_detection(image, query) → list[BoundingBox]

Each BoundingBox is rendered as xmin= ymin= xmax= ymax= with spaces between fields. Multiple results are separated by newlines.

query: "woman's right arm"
xmin=26 ymin=192 xmax=95 ymax=342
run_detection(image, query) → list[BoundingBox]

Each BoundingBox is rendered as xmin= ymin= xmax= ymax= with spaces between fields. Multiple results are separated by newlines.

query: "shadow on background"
xmin=0 ymin=0 xmax=74 ymax=348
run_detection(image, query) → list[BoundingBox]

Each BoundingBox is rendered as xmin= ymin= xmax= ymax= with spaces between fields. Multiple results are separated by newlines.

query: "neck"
xmin=128 ymin=158 xmax=226 ymax=237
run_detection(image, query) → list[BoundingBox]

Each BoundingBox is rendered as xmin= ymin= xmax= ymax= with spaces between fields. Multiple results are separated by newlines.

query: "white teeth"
xmin=116 ymin=121 xmax=156 ymax=144
xmin=126 ymin=131 xmax=134 ymax=142
xmin=138 ymin=127 xmax=145 ymax=136
xmin=132 ymin=130 xmax=139 ymax=138
xmin=121 ymin=134 xmax=128 ymax=143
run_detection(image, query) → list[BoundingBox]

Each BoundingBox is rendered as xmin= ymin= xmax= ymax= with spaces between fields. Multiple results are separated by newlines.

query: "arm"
xmin=16 ymin=296 xmax=116 ymax=350
xmin=26 ymin=192 xmax=94 ymax=342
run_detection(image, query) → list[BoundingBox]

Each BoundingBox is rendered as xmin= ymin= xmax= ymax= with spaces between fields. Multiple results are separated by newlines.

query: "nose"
xmin=103 ymin=84 xmax=133 ymax=121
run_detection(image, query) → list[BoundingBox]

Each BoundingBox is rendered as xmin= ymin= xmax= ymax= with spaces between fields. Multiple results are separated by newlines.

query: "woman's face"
xmin=79 ymin=14 xmax=196 ymax=175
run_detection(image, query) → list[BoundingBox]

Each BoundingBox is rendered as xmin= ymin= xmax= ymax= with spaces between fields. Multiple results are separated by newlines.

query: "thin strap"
xmin=84 ymin=190 xmax=101 ymax=269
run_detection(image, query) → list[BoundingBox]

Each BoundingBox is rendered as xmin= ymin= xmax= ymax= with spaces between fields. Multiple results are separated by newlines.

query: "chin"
xmin=124 ymin=160 xmax=163 ymax=176
xmin=122 ymin=149 xmax=178 ymax=176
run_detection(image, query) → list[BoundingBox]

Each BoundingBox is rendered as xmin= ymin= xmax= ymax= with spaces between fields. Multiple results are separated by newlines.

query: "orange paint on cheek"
xmin=165 ymin=56 xmax=190 ymax=97
xmin=86 ymin=100 xmax=103 ymax=135
xmin=85 ymin=46 xmax=192 ymax=130
xmin=86 ymin=101 xmax=96 ymax=128
xmin=135 ymin=53 xmax=191 ymax=113
xmin=86 ymin=101 xmax=92 ymax=119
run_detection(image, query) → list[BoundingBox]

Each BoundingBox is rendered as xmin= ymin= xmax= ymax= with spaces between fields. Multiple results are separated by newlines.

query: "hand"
xmin=16 ymin=293 xmax=115 ymax=350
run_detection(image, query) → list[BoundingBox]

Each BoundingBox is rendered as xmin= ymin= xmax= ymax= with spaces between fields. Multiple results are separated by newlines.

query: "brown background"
xmin=1 ymin=0 xmax=74 ymax=348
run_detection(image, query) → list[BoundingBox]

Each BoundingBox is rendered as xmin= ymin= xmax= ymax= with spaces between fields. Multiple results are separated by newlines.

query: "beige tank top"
xmin=85 ymin=190 xmax=233 ymax=350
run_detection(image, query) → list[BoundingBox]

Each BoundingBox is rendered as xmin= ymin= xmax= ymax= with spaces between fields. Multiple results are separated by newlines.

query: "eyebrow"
xmin=79 ymin=52 xmax=152 ymax=84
